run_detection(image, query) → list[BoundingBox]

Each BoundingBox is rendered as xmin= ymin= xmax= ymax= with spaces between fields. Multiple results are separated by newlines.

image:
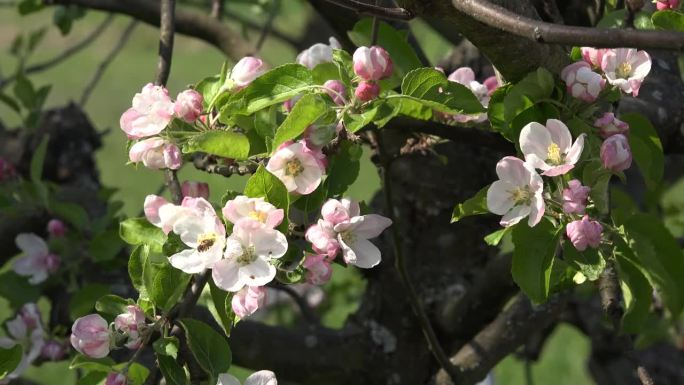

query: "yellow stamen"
xmin=547 ymin=143 xmax=562 ymax=165
xmin=248 ymin=210 xmax=268 ymax=223
xmin=285 ymin=159 xmax=304 ymax=176
xmin=616 ymin=62 xmax=632 ymax=78
xmin=510 ymin=187 xmax=532 ymax=205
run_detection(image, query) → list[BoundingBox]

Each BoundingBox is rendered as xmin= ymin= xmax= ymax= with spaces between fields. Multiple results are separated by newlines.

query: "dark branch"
xmin=451 ymin=0 xmax=684 ymax=50
xmin=324 ymin=0 xmax=413 ymax=20
xmin=155 ymin=0 xmax=175 ymax=86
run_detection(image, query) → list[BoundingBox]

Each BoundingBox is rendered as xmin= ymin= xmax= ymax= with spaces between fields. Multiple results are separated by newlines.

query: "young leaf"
xmin=400 ymin=68 xmax=485 ymax=115
xmin=195 ymin=75 xmax=221 ymax=109
xmin=0 ymin=345 xmax=23 ymax=380
xmin=272 ymin=94 xmax=328 ymax=150
xmin=451 ymin=185 xmax=490 ymax=223
xmin=562 ymin=242 xmax=605 ymax=281
xmin=158 ymin=355 xmax=189 ymax=385
xmin=178 ymin=318 xmax=232 ymax=382
xmin=96 ymin=295 xmax=134 ymax=317
xmin=499 ymin=68 xmax=555 ymax=141
xmin=128 ymin=245 xmax=148 ymax=293
xmin=69 ymin=355 xmax=115 ymax=372
xmin=208 ymin=278 xmax=235 ymax=336
xmin=182 ymin=130 xmax=251 ymax=160
xmin=621 ymin=113 xmax=664 ymax=190
xmin=69 ymin=283 xmax=111 ymax=321
xmin=613 ymin=237 xmax=653 ymax=333
xmin=325 ymin=142 xmax=362 ymax=197
xmin=153 ymin=337 xmax=179 ymax=359
xmin=483 ymin=227 xmax=511 ymax=246
xmin=144 ymin=254 xmax=191 ymax=312
xmin=89 ymin=229 xmax=123 ymax=262
xmin=511 ymin=218 xmax=562 ymax=303
xmin=652 ymin=10 xmax=684 ymax=31
xmin=120 ymin=218 xmax=167 ymax=251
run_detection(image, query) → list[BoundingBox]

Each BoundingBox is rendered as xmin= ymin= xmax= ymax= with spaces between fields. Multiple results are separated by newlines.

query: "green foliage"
xmin=325 ymin=142 xmax=363 ymax=197
xmin=613 ymin=237 xmax=653 ymax=333
xmin=182 ymin=130 xmax=251 ymax=160
xmin=562 ymin=242 xmax=605 ymax=281
xmin=272 ymin=94 xmax=328 ymax=150
xmin=89 ymin=229 xmax=123 ymax=262
xmin=511 ymin=219 xmax=562 ymax=303
xmin=143 ymin=253 xmax=192 ymax=312
xmin=0 ymin=345 xmax=23 ymax=380
xmin=69 ymin=355 xmax=115 ymax=372
xmin=652 ymin=10 xmax=684 ymax=31
xmin=95 ymin=295 xmax=135 ymax=317
xmin=451 ymin=185 xmax=489 ymax=223
xmin=178 ymin=318 xmax=232 ymax=383
xmin=484 ymin=227 xmax=511 ymax=246
xmin=621 ymin=113 xmax=664 ymax=190
xmin=53 ymin=5 xmax=85 ymax=35
xmin=399 ymin=68 xmax=485 ymax=115
xmin=120 ymin=218 xmax=167 ymax=252
xmin=69 ymin=283 xmax=111 ymax=320
xmin=0 ymin=271 xmax=41 ymax=309
xmin=153 ymin=337 xmax=180 ymax=359
xmin=208 ymin=278 xmax=235 ymax=336
xmin=158 ymin=355 xmax=188 ymax=385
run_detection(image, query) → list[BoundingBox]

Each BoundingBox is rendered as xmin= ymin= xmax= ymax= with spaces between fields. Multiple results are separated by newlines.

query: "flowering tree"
xmin=2 ymin=1 xmax=684 ymax=385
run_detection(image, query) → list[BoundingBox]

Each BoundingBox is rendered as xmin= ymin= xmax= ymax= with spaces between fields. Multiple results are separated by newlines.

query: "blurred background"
xmin=3 ymin=1 xmax=684 ymax=384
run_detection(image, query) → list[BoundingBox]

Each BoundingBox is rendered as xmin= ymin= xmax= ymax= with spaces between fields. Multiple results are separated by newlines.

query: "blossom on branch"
xmin=128 ymin=137 xmax=182 ymax=170
xmin=222 ymin=195 xmax=284 ymax=229
xmin=353 ymin=46 xmax=393 ymax=81
xmin=266 ymin=141 xmax=324 ymax=195
xmin=601 ymin=48 xmax=651 ymax=97
xmin=13 ymin=233 xmax=60 ymax=284
xmin=520 ymin=119 xmax=585 ymax=176
xmin=120 ymin=83 xmax=175 ymax=139
xmin=486 ymin=156 xmax=545 ymax=227
xmin=231 ymin=286 xmax=267 ymax=319
xmin=70 ymin=314 xmax=111 ymax=359
xmin=296 ymin=37 xmax=341 ymax=69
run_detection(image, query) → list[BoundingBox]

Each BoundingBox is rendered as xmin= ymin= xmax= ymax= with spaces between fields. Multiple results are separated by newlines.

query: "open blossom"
xmin=323 ymin=79 xmax=347 ymax=105
xmin=447 ymin=67 xmax=490 ymax=123
xmin=486 ymin=156 xmax=545 ymax=227
xmin=353 ymin=46 xmax=393 ymax=81
xmin=160 ymin=197 xmax=226 ymax=274
xmin=0 ymin=304 xmax=45 ymax=383
xmin=143 ymin=195 xmax=172 ymax=232
xmin=47 ymin=219 xmax=66 ymax=237
xmin=222 ymin=195 xmax=284 ymax=229
xmin=520 ymin=119 xmax=586 ymax=176
xmin=303 ymin=254 xmax=333 ymax=285
xmin=114 ymin=305 xmax=146 ymax=349
xmin=566 ymin=216 xmax=603 ymax=251
xmin=230 ymin=56 xmax=266 ymax=88
xmin=13 ymin=233 xmax=60 ymax=284
xmin=581 ymin=47 xmax=609 ymax=68
xmin=322 ymin=198 xmax=359 ymax=225
xmin=305 ymin=220 xmax=340 ymax=259
xmin=105 ymin=373 xmax=128 ymax=385
xmin=266 ymin=141 xmax=324 ymax=195
xmin=656 ymin=0 xmax=680 ymax=10
xmin=129 ymin=137 xmax=182 ymax=170
xmin=231 ymin=286 xmax=267 ymax=319
xmin=120 ymin=83 xmax=175 ymax=139
xmin=561 ymin=62 xmax=605 ymax=102
xmin=217 ymin=370 xmax=277 ymax=385
xmin=212 ymin=220 xmax=287 ymax=292
xmin=601 ymin=48 xmax=651 ymax=97
xmin=174 ymin=89 xmax=203 ymax=122
xmin=334 ymin=214 xmax=392 ymax=268
xmin=181 ymin=181 xmax=210 ymax=199
xmin=594 ymin=112 xmax=629 ymax=139
xmin=70 ymin=314 xmax=111 ymax=358
xmin=296 ymin=37 xmax=341 ymax=69
xmin=562 ymin=180 xmax=591 ymax=215
xmin=600 ymin=134 xmax=632 ymax=172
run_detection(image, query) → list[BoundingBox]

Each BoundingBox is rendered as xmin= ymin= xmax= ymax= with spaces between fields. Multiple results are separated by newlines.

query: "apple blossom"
xmin=581 ymin=47 xmax=609 ymax=68
xmin=333 ymin=214 xmax=393 ymax=269
xmin=353 ymin=46 xmax=393 ymax=81
xmin=174 ymin=89 xmax=203 ymax=122
xmin=562 ymin=180 xmax=591 ymax=215
xmin=182 ymin=181 xmax=210 ymax=199
xmin=600 ymin=134 xmax=633 ymax=172
xmin=321 ymin=198 xmax=359 ymax=225
xmin=355 ymin=81 xmax=380 ymax=102
xmin=114 ymin=305 xmax=146 ymax=349
xmin=231 ymin=286 xmax=267 ymax=319
xmin=305 ymin=219 xmax=340 ymax=259
xmin=129 ymin=137 xmax=182 ymax=170
xmin=230 ymin=56 xmax=266 ymax=88
xmin=222 ymin=195 xmax=284 ymax=229
xmin=594 ymin=112 xmax=629 ymax=139
xmin=566 ymin=216 xmax=603 ymax=251
xmin=217 ymin=370 xmax=277 ymax=385
xmin=519 ymin=119 xmax=586 ymax=176
xmin=47 ymin=219 xmax=66 ymax=237
xmin=483 ymin=75 xmax=500 ymax=96
xmin=212 ymin=220 xmax=288 ymax=292
xmin=323 ymin=79 xmax=347 ymax=105
xmin=296 ymin=37 xmax=341 ymax=69
xmin=120 ymin=83 xmax=175 ymax=139
xmin=0 ymin=304 xmax=45 ymax=383
xmin=266 ymin=141 xmax=324 ymax=195
xmin=105 ymin=373 xmax=128 ymax=385
xmin=13 ymin=233 xmax=59 ymax=284
xmin=41 ymin=340 xmax=67 ymax=361
xmin=656 ymin=0 xmax=680 ymax=10
xmin=601 ymin=48 xmax=651 ymax=96
xmin=303 ymin=254 xmax=333 ymax=285
xmin=447 ymin=67 xmax=490 ymax=122
xmin=486 ymin=156 xmax=545 ymax=227
xmin=143 ymin=194 xmax=172 ymax=232
xmin=70 ymin=314 xmax=112 ymax=358
xmin=560 ymin=62 xmax=605 ymax=103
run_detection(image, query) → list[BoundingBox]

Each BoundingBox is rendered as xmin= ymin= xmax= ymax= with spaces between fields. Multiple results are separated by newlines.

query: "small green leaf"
xmin=562 ymin=242 xmax=605 ymax=281
xmin=89 ymin=229 xmax=123 ymax=262
xmin=158 ymin=355 xmax=188 ymax=385
xmin=621 ymin=113 xmax=664 ymax=190
xmin=18 ymin=0 xmax=44 ymax=15
xmin=325 ymin=142 xmax=362 ymax=197
xmin=113 ymin=362 xmax=148 ymax=385
xmin=0 ymin=345 xmax=23 ymax=379
xmin=244 ymin=165 xmax=290 ymax=232
xmin=483 ymin=227 xmax=511 ymax=246
xmin=69 ymin=283 xmax=111 ymax=320
xmin=153 ymin=337 xmax=180 ymax=359
xmin=614 ymin=238 xmax=653 ymax=333
xmin=128 ymin=245 xmax=148 ymax=292
xmin=95 ymin=295 xmax=134 ymax=317
xmin=76 ymin=372 xmax=107 ymax=385
xmin=13 ymin=74 xmax=36 ymax=110
xmin=272 ymin=94 xmax=328 ymax=150
xmin=652 ymin=10 xmax=684 ymax=31
xmin=0 ymin=271 xmax=41 ymax=308
xmin=400 ymin=68 xmax=485 ymax=115
xmin=500 ymin=68 xmax=555 ymax=141
xmin=451 ymin=185 xmax=489 ymax=223
xmin=144 ymin=254 xmax=191 ymax=312
xmin=195 ymin=75 xmax=221 ymax=109
xmin=50 ymin=199 xmax=90 ymax=230
xmin=69 ymin=355 xmax=115 ymax=372
xmin=178 ymin=318 xmax=232 ymax=382
xmin=120 ymin=218 xmax=167 ymax=251
xmin=30 ymin=135 xmax=48 ymax=185
xmin=208 ymin=278 xmax=234 ymax=336
xmin=183 ymin=130 xmax=251 ymax=160
xmin=0 ymin=93 xmax=21 ymax=113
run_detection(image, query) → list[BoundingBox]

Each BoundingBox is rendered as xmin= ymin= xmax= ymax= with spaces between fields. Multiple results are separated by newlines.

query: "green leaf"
xmin=652 ymin=10 xmax=684 ymax=31
xmin=208 ymin=278 xmax=234 ymax=336
xmin=562 ymin=242 xmax=605 ymax=281
xmin=89 ymin=229 xmax=123 ymax=262
xmin=50 ymin=199 xmax=90 ymax=230
xmin=76 ymin=372 xmax=107 ymax=385
xmin=511 ymin=218 xmax=562 ymax=303
xmin=18 ymin=0 xmax=44 ymax=15
xmin=158 ymin=355 xmax=189 ymax=385
xmin=195 ymin=75 xmax=221 ymax=109
xmin=30 ymin=135 xmax=48 ymax=192
xmin=113 ymin=362 xmax=149 ymax=385
xmin=614 ymin=238 xmax=653 ymax=333
xmin=95 ymin=295 xmax=134 ymax=317
xmin=244 ymin=165 xmax=290 ymax=232
xmin=144 ymin=254 xmax=191 ymax=312
xmin=500 ymin=68 xmax=555 ymax=141
xmin=0 ymin=93 xmax=21 ymax=113
xmin=400 ymin=68 xmax=485 ymax=115
xmin=621 ymin=113 xmax=664 ymax=190
xmin=451 ymin=185 xmax=489 ymax=223
xmin=120 ymin=217 xmax=167 ymax=251
xmin=153 ymin=337 xmax=179 ymax=359
xmin=182 ymin=130 xmax=250 ymax=160
xmin=311 ymin=62 xmax=340 ymax=84
xmin=272 ymin=94 xmax=328 ymax=150
xmin=13 ymin=74 xmax=36 ymax=110
xmin=484 ymin=227 xmax=511 ymax=247
xmin=69 ymin=355 xmax=115 ymax=372
xmin=325 ymin=142 xmax=362 ymax=197
xmin=178 ymin=318 xmax=232 ymax=382
xmin=0 ymin=271 xmax=40 ymax=308
xmin=347 ymin=19 xmax=422 ymax=78
xmin=222 ymin=64 xmax=313 ymax=116
xmin=0 ymin=345 xmax=23 ymax=379
xmin=128 ymin=245 xmax=148 ymax=292
xmin=69 ymin=283 xmax=111 ymax=320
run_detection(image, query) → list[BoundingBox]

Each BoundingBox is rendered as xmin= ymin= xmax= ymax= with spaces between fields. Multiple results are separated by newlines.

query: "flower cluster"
xmin=266 ymin=140 xmax=326 ymax=195
xmin=352 ymin=46 xmax=393 ymax=101
xmin=70 ymin=305 xmax=149 ymax=359
xmin=13 ymin=232 xmax=61 ymax=284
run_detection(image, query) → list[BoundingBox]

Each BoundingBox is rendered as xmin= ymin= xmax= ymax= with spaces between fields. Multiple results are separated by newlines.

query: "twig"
xmin=270 ymin=284 xmax=320 ymax=324
xmin=375 ymin=131 xmax=460 ymax=382
xmin=192 ymin=154 xmax=259 ymax=177
xmin=224 ymin=10 xmax=301 ymax=48
xmin=0 ymin=14 xmax=114 ymax=89
xmin=323 ymin=0 xmax=413 ymax=20
xmin=253 ymin=0 xmax=279 ymax=54
xmin=210 ymin=0 xmax=223 ymax=19
xmin=80 ymin=20 xmax=138 ymax=106
xmin=451 ymin=0 xmax=684 ymax=50
xmin=370 ymin=0 xmax=380 ymax=46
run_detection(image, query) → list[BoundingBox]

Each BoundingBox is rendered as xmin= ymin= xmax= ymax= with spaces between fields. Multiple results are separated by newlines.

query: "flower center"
xmin=236 ymin=245 xmax=257 ymax=266
xmin=616 ymin=62 xmax=632 ymax=78
xmin=547 ymin=143 xmax=563 ymax=165
xmin=340 ymin=231 xmax=356 ymax=245
xmin=285 ymin=159 xmax=304 ymax=176
xmin=196 ymin=233 xmax=217 ymax=253
xmin=510 ymin=186 xmax=532 ymax=205
xmin=248 ymin=210 xmax=268 ymax=223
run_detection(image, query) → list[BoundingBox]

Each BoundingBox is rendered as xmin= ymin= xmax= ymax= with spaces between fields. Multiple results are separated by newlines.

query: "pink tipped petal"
xmin=519 ymin=122 xmax=553 ymax=161
xmin=545 ymin=119 xmax=572 ymax=152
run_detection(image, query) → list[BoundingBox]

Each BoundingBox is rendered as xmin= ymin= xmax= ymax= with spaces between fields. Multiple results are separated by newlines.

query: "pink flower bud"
xmin=305 ymin=220 xmax=340 ymax=260
xmin=45 ymin=253 xmax=60 ymax=274
xmin=323 ymin=80 xmax=347 ymax=106
xmin=352 ymin=46 xmax=393 ymax=81
xmin=581 ymin=47 xmax=609 ymax=68
xmin=47 ymin=219 xmax=66 ymax=237
xmin=283 ymin=94 xmax=302 ymax=113
xmin=321 ymin=198 xmax=360 ymax=226
xmin=174 ymin=89 xmax=203 ymax=122
xmin=355 ymin=81 xmax=380 ymax=102
xmin=0 ymin=157 xmax=16 ymax=182
xmin=105 ymin=373 xmax=128 ymax=385
xmin=120 ymin=84 xmax=175 ymax=139
xmin=19 ymin=303 xmax=42 ymax=331
xmin=594 ymin=112 xmax=629 ymax=139
xmin=303 ymin=254 xmax=333 ymax=285
xmin=129 ymin=138 xmax=182 ymax=170
xmin=114 ymin=305 xmax=146 ymax=349
xmin=70 ymin=314 xmax=111 ymax=358
xmin=231 ymin=286 xmax=266 ymax=319
xmin=656 ymin=0 xmax=679 ymax=10
xmin=600 ymin=134 xmax=632 ymax=172
xmin=230 ymin=57 xmax=266 ymax=88
xmin=483 ymin=76 xmax=500 ymax=96
xmin=41 ymin=340 xmax=67 ymax=361
xmin=561 ymin=61 xmax=605 ymax=103
xmin=181 ymin=181 xmax=210 ymax=199
xmin=562 ymin=180 xmax=591 ymax=215
xmin=566 ymin=216 xmax=603 ymax=251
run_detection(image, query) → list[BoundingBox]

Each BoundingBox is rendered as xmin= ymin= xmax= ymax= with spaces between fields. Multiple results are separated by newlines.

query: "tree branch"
xmin=323 ymin=0 xmax=414 ymax=20
xmin=451 ymin=0 xmax=684 ymax=50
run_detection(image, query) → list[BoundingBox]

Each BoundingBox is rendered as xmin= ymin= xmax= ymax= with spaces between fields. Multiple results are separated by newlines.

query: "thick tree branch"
xmin=324 ymin=0 xmax=414 ymax=20
xmin=451 ymin=0 xmax=684 ymax=50
xmin=43 ymin=0 xmax=252 ymax=59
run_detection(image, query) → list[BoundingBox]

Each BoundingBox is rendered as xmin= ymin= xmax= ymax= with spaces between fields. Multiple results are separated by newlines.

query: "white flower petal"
xmin=212 ymin=259 xmax=243 ymax=292
xmin=565 ymin=134 xmax=586 ymax=165
xmin=217 ymin=373 xmax=241 ymax=385
xmin=253 ymin=229 xmax=288 ymax=259
xmin=486 ymin=181 xmax=516 ymax=215
xmin=500 ymin=205 xmax=531 ymax=227
xmin=244 ymin=370 xmax=278 ymax=385
xmin=348 ymin=214 xmax=392 ymax=239
xmin=15 ymin=233 xmax=48 ymax=257
xmin=519 ymin=122 xmax=552 ymax=161
xmin=346 ymin=238 xmax=382 ymax=269
xmin=169 ymin=249 xmax=206 ymax=274
xmin=545 ymin=119 xmax=572 ymax=152
xmin=239 ymin=258 xmax=276 ymax=287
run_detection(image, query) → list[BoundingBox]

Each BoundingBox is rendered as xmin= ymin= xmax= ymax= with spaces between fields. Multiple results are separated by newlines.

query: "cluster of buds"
xmin=352 ymin=46 xmax=393 ymax=101
xmin=70 ymin=305 xmax=148 ymax=359
xmin=595 ymin=112 xmax=633 ymax=172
